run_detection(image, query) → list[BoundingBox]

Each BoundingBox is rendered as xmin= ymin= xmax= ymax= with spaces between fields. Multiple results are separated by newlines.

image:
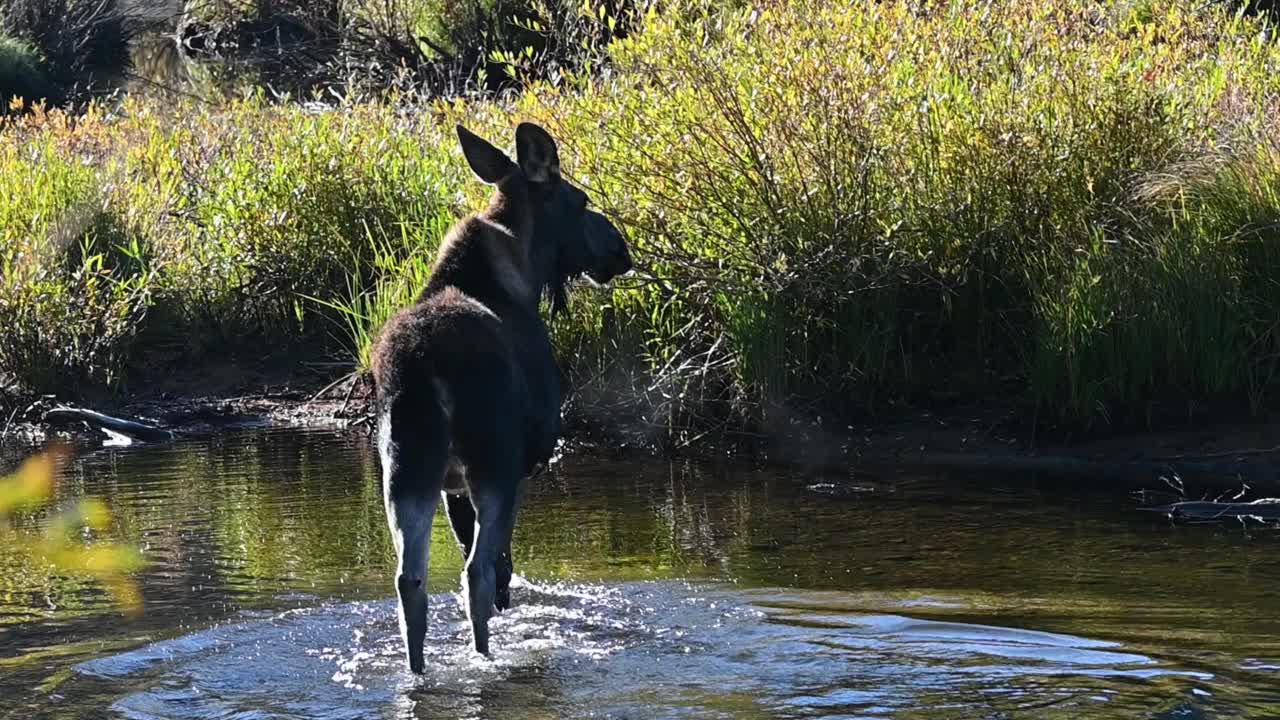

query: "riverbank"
xmin=4 ymin=0 xmax=1280 ymax=455
xmin=8 ymin=364 xmax=1279 ymax=493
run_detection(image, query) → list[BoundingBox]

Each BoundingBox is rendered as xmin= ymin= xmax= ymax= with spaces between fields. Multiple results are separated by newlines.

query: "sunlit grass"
xmin=528 ymin=0 xmax=1280 ymax=428
xmin=303 ymin=218 xmax=450 ymax=371
xmin=1 ymin=0 xmax=1280 ymax=434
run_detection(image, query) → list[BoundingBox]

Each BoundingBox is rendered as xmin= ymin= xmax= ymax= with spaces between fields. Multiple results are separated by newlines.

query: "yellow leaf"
xmin=45 ymin=543 xmax=146 ymax=575
xmin=0 ymin=446 xmax=68 ymax=514
xmin=102 ymin=575 xmax=144 ymax=616
xmin=79 ymin=498 xmax=113 ymax=531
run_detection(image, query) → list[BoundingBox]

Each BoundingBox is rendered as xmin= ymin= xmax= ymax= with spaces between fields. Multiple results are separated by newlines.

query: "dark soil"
xmin=5 ymin=360 xmax=1280 ymax=493
xmin=0 ymin=356 xmax=369 ymax=447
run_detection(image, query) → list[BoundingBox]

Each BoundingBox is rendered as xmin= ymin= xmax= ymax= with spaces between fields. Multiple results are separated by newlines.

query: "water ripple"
xmin=73 ymin=582 xmax=1210 ymax=720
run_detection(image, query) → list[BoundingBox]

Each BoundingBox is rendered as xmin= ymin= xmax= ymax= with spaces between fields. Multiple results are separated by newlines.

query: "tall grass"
xmin=3 ymin=0 xmax=1280 ymax=440
xmin=303 ymin=222 xmax=446 ymax=371
xmin=0 ymin=96 xmax=466 ymax=392
xmin=143 ymin=99 xmax=459 ymax=346
xmin=0 ymin=126 xmax=152 ymax=392
xmin=524 ymin=0 xmax=1280 ymax=431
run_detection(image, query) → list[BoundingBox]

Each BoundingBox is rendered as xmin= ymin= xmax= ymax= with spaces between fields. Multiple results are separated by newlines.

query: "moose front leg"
xmin=494 ymin=546 xmax=514 ymax=612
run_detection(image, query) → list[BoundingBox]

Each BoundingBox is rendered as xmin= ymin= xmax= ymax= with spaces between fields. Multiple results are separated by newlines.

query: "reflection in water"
xmin=1 ymin=428 xmax=1279 ymax=718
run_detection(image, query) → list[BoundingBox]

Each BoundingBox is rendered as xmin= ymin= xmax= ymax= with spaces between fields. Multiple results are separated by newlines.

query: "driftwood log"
xmin=43 ymin=407 xmax=176 ymax=442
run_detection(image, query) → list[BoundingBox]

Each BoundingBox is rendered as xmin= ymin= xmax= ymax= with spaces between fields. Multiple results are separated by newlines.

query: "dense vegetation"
xmin=2 ymin=0 xmax=1280 ymax=445
xmin=0 ymin=0 xmax=132 ymax=110
xmin=0 ymin=33 xmax=46 ymax=109
xmin=1 ymin=0 xmax=645 ymax=105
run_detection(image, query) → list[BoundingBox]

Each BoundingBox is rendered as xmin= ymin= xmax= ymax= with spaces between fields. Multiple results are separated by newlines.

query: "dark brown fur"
xmin=369 ymin=122 xmax=631 ymax=671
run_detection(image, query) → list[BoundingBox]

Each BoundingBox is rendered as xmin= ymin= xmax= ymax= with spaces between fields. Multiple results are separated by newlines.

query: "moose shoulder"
xmin=369 ymin=122 xmax=631 ymax=673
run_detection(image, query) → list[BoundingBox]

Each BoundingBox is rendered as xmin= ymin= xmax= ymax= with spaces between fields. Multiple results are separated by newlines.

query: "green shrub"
xmin=0 ymin=33 xmax=50 ymax=110
xmin=5 ymin=0 xmax=1280 ymax=438
xmin=109 ymin=97 xmax=464 ymax=351
xmin=516 ymin=0 xmax=1280 ymax=429
xmin=0 ymin=98 xmax=465 ymax=391
xmin=0 ymin=135 xmax=151 ymax=392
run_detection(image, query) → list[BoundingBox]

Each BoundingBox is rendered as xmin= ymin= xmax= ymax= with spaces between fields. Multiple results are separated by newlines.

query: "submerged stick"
xmin=43 ymin=407 xmax=176 ymax=443
xmin=1138 ymin=499 xmax=1280 ymax=523
xmin=1149 ymin=446 xmax=1280 ymax=462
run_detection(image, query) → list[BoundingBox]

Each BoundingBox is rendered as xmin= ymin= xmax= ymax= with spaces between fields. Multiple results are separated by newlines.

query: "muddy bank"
xmin=842 ymin=412 xmax=1280 ymax=490
xmin=0 ymin=361 xmax=362 ymax=448
xmin=6 ymin=368 xmax=1279 ymax=495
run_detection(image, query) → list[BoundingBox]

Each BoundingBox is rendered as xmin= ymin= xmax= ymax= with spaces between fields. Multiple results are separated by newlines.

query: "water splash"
xmin=72 ymin=582 xmax=1211 ymax=719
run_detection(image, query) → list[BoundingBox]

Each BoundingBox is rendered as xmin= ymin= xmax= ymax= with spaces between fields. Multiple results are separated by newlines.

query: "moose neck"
xmin=486 ymin=177 xmax=534 ymax=244
xmin=526 ymin=222 xmax=564 ymax=311
xmin=489 ymin=178 xmax=565 ymax=315
xmin=465 ymin=179 xmax=544 ymax=313
xmin=420 ymin=176 xmax=570 ymax=317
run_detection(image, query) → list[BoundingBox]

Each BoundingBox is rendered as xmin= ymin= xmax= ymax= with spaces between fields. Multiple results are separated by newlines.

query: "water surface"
xmin=1 ymin=428 xmax=1278 ymax=718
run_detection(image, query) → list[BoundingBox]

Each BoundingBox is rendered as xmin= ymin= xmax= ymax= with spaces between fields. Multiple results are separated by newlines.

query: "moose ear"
xmin=457 ymin=125 xmax=514 ymax=184
xmin=515 ymin=122 xmax=560 ymax=184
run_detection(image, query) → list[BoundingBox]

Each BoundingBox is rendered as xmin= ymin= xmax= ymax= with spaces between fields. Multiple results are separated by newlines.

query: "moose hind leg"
xmin=378 ymin=400 xmax=447 ymax=674
xmin=387 ymin=490 xmax=439 ymax=673
xmin=462 ymin=482 xmax=520 ymax=655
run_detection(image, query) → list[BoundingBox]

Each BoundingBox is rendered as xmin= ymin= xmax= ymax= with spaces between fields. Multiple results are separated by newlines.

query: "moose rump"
xmin=373 ymin=286 xmax=531 ymax=670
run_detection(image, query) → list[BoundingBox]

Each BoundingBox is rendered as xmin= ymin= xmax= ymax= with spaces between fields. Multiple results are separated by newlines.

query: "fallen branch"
xmin=1137 ymin=499 xmax=1280 ymax=523
xmin=1149 ymin=445 xmax=1280 ymax=462
xmin=43 ymin=407 xmax=176 ymax=443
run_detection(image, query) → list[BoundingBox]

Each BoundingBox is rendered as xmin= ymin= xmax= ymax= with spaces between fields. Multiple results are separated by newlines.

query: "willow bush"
xmin=3 ymin=0 xmax=1280 ymax=440
xmin=519 ymin=0 xmax=1280 ymax=432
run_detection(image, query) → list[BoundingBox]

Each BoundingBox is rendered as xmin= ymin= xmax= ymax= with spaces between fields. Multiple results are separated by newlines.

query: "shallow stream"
xmin=2 ymin=428 xmax=1278 ymax=718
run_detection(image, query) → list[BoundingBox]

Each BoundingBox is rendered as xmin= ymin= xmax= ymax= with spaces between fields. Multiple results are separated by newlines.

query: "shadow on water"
xmin=2 ymin=428 xmax=1280 ymax=718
